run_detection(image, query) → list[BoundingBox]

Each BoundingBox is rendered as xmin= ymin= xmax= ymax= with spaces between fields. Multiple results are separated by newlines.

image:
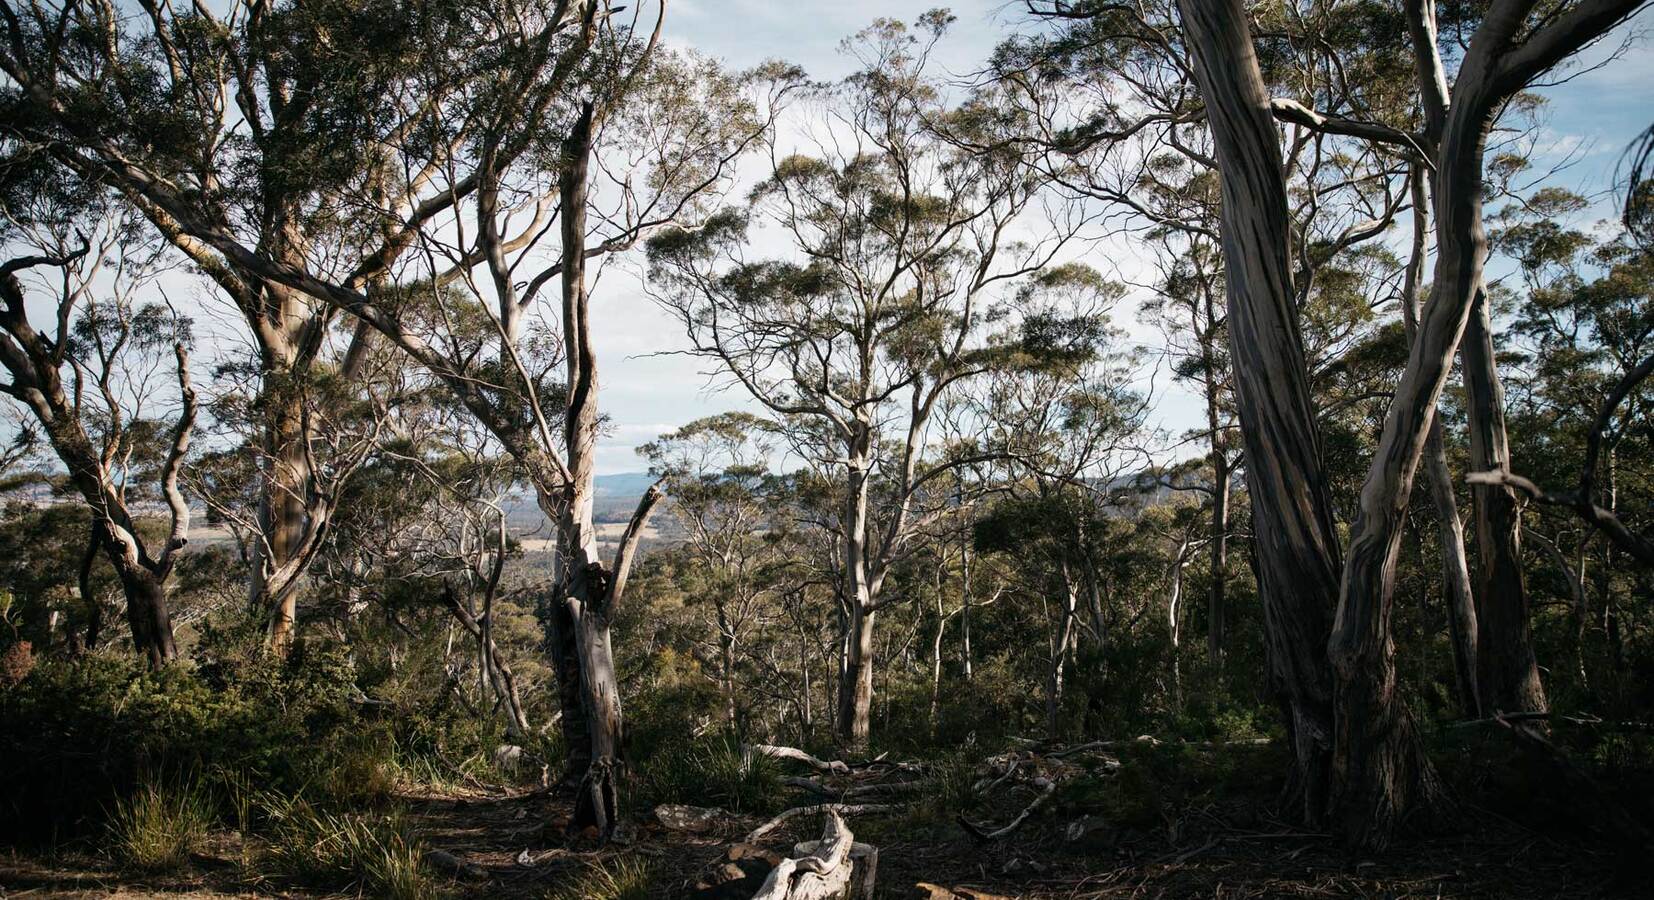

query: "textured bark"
xmin=1177 ymin=0 xmax=1342 ymax=824
xmin=260 ymin=383 xmax=310 ymax=653
xmin=1326 ymin=0 xmax=1644 ymax=850
xmin=1400 ymin=169 xmax=1481 ymax=717
xmin=1462 ymin=291 xmax=1547 ymax=715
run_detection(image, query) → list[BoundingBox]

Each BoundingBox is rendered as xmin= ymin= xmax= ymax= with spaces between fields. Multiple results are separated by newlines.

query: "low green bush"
xmin=632 ymin=735 xmax=782 ymax=815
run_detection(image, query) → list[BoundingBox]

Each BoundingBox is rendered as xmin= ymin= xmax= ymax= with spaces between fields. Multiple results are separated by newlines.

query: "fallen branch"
xmin=958 ymin=776 xmax=1056 ymax=842
xmin=782 ymin=776 xmax=926 ymax=802
xmin=747 ymin=803 xmax=901 ymax=843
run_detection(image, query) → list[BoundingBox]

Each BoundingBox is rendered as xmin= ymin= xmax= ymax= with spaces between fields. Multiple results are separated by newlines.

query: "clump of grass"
xmin=316 ymin=744 xmax=399 ymax=808
xmin=108 ymin=780 xmax=214 ymax=872
xmin=928 ymin=750 xmax=984 ymax=817
xmin=634 ymin=737 xmax=782 ymax=814
xmin=547 ymin=856 xmax=657 ymax=900
xmin=259 ymin=793 xmax=438 ymax=900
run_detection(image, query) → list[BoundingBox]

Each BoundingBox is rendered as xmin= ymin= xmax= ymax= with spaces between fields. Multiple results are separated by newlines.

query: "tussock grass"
xmin=108 ymin=780 xmax=214 ymax=873
xmin=546 ymin=856 xmax=657 ymax=900
xmin=258 ymin=792 xmax=439 ymax=900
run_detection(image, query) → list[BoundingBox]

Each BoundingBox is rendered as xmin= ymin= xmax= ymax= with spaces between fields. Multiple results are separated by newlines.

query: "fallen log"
xmin=749 ymin=744 xmax=852 ymax=776
xmin=747 ymin=803 xmax=901 ymax=843
xmin=751 ymin=809 xmax=868 ymax=900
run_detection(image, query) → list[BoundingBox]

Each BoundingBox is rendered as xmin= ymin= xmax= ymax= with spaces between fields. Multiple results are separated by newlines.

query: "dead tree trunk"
xmin=1177 ymin=0 xmax=1342 ymax=824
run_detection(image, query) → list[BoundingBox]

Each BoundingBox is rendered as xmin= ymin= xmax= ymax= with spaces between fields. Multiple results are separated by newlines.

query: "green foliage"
xmin=108 ymin=779 xmax=214 ymax=873
xmin=0 ymin=626 xmax=361 ymax=842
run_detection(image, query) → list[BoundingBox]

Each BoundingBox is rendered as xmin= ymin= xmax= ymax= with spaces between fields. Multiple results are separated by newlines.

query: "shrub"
xmin=0 ymin=629 xmax=364 ymax=843
xmin=108 ymin=780 xmax=214 ymax=872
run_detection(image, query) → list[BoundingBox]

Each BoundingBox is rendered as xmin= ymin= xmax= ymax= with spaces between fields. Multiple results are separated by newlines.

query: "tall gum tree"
xmin=1320 ymin=0 xmax=1647 ymax=846
xmin=647 ymin=13 xmax=1087 ymax=748
xmin=3 ymin=0 xmax=787 ymax=834
xmin=1172 ymin=0 xmax=1346 ymax=823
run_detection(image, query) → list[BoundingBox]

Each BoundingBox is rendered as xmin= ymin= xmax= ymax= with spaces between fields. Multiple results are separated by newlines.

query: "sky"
xmin=579 ymin=1 xmax=1654 ymax=475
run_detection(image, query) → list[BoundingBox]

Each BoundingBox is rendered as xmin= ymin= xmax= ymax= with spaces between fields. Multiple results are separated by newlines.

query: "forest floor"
xmin=1 ymin=773 xmax=1647 ymax=899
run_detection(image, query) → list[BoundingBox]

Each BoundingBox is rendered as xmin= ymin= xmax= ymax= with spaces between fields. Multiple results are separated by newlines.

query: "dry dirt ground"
xmin=2 ymin=782 xmax=1648 ymax=899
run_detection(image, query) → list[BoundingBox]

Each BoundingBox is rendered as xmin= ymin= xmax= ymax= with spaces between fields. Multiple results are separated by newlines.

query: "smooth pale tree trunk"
xmin=960 ymin=541 xmax=974 ymax=682
xmin=1206 ymin=449 xmax=1231 ymax=663
xmin=556 ymin=104 xmax=627 ymax=835
xmin=1401 ymin=169 xmax=1482 ymax=717
xmin=543 ymin=103 xmax=663 ymax=836
xmin=1177 ymin=0 xmax=1342 ymax=824
xmin=1046 ymin=561 xmax=1081 ymax=735
xmin=1461 ymin=291 xmax=1548 ymax=716
xmin=1399 ymin=0 xmax=1644 ymax=729
xmin=836 ymin=440 xmax=878 ymax=748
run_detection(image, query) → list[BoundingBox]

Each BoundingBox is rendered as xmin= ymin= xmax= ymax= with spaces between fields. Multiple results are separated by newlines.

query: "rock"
xmin=688 ymin=855 xmax=774 ymax=899
xmin=655 ymin=803 xmax=730 ymax=833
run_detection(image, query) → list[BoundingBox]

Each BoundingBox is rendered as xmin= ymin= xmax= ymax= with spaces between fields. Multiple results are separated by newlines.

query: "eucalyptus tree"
xmin=1006 ymin=0 xmax=1414 ymax=826
xmin=0 ymin=205 xmax=195 ymax=666
xmin=648 ymin=12 xmax=1088 ymax=747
